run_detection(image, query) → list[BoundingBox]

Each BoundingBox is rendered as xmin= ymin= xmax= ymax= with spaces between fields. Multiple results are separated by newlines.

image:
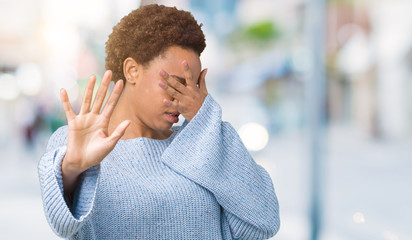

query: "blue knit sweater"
xmin=38 ymin=94 xmax=280 ymax=240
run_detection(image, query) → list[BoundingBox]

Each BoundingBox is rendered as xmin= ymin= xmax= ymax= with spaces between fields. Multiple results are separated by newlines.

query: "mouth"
xmin=166 ymin=111 xmax=180 ymax=117
xmin=165 ymin=111 xmax=180 ymax=123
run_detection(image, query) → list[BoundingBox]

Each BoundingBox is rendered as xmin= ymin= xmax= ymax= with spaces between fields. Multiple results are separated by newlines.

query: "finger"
xmin=163 ymin=99 xmax=179 ymax=110
xmin=60 ymin=88 xmax=76 ymax=121
xmin=159 ymin=80 xmax=183 ymax=99
xmin=159 ymin=69 xmax=170 ymax=80
xmin=182 ymin=60 xmax=195 ymax=87
xmin=108 ymin=120 xmax=131 ymax=144
xmin=160 ymin=70 xmax=187 ymax=94
xmin=198 ymin=68 xmax=208 ymax=93
xmin=101 ymin=80 xmax=124 ymax=121
xmin=91 ymin=70 xmax=112 ymax=114
xmin=80 ymin=75 xmax=96 ymax=114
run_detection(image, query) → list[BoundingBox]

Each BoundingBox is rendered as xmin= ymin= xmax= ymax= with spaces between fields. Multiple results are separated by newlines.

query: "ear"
xmin=123 ymin=57 xmax=139 ymax=85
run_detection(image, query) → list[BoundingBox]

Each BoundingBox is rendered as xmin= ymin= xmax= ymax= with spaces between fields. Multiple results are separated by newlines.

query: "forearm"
xmin=162 ymin=95 xmax=280 ymax=239
xmin=38 ymin=126 xmax=101 ymax=238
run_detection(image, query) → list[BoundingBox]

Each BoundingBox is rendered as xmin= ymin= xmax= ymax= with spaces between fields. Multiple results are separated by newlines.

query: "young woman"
xmin=38 ymin=4 xmax=280 ymax=240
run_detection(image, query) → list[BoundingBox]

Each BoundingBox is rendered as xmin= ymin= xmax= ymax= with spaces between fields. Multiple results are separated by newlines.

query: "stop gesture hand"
xmin=60 ymin=70 xmax=130 ymax=193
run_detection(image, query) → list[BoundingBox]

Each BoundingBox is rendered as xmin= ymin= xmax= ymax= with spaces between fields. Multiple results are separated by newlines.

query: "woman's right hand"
xmin=60 ymin=70 xmax=130 ymax=193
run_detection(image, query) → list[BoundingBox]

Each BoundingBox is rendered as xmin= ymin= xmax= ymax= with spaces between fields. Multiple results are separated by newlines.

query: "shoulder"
xmin=51 ymin=125 xmax=68 ymax=139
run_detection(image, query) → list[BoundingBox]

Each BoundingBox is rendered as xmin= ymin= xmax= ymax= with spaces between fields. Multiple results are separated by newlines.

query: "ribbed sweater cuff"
xmin=53 ymin=146 xmax=67 ymax=197
xmin=190 ymin=94 xmax=221 ymax=128
xmin=39 ymin=145 xmax=99 ymax=238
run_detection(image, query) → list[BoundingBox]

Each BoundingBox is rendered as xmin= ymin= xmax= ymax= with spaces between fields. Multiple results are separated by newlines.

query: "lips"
xmin=166 ymin=111 xmax=180 ymax=117
xmin=165 ymin=111 xmax=180 ymax=123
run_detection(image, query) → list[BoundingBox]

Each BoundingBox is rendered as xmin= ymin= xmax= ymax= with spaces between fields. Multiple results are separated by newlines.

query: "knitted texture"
xmin=38 ymin=94 xmax=280 ymax=240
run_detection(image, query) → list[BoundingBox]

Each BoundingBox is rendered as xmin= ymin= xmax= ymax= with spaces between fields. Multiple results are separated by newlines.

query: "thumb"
xmin=198 ymin=68 xmax=208 ymax=94
xmin=108 ymin=120 xmax=131 ymax=144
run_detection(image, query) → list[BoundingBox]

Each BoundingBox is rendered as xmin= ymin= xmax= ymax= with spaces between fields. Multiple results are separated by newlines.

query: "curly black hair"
xmin=105 ymin=4 xmax=206 ymax=82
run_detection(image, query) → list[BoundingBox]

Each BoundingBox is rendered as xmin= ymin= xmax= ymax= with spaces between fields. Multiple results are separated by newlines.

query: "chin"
xmin=153 ymin=122 xmax=174 ymax=131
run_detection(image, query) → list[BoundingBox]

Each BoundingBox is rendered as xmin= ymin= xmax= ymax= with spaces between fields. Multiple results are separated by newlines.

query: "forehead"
xmin=157 ymin=46 xmax=202 ymax=76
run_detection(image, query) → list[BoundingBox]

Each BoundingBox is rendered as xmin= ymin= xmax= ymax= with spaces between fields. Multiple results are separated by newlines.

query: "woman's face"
xmin=125 ymin=45 xmax=202 ymax=134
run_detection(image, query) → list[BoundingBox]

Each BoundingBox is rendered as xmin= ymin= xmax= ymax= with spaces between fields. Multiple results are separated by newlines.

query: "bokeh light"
xmin=353 ymin=212 xmax=366 ymax=224
xmin=238 ymin=122 xmax=269 ymax=151
xmin=16 ymin=63 xmax=43 ymax=96
xmin=0 ymin=73 xmax=19 ymax=100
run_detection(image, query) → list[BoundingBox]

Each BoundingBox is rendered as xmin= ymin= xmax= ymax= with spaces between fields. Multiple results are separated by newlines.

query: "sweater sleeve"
xmin=161 ymin=94 xmax=280 ymax=240
xmin=37 ymin=125 xmax=100 ymax=238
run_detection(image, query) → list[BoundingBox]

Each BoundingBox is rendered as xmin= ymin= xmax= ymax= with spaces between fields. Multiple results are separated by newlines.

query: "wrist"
xmin=185 ymin=115 xmax=194 ymax=122
xmin=62 ymin=154 xmax=86 ymax=176
xmin=186 ymin=95 xmax=207 ymax=122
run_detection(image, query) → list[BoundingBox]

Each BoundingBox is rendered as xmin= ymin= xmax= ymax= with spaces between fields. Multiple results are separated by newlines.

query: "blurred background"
xmin=0 ymin=0 xmax=411 ymax=239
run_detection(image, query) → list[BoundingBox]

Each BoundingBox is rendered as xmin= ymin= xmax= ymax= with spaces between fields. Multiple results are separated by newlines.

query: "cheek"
xmin=139 ymin=74 xmax=162 ymax=96
xmin=139 ymin=72 xmax=172 ymax=107
xmin=146 ymin=79 xmax=171 ymax=106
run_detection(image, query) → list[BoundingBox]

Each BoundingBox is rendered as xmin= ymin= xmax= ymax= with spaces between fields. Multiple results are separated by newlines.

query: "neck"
xmin=108 ymin=89 xmax=172 ymax=140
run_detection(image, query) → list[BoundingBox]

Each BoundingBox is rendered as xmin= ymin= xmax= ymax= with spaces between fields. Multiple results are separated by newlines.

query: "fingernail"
xmin=163 ymin=99 xmax=170 ymax=105
xmin=159 ymin=69 xmax=166 ymax=76
xmin=183 ymin=60 xmax=188 ymax=68
xmin=158 ymin=81 xmax=166 ymax=88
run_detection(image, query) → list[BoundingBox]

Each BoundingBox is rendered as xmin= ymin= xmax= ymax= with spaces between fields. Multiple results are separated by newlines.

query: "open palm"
xmin=60 ymin=70 xmax=130 ymax=174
